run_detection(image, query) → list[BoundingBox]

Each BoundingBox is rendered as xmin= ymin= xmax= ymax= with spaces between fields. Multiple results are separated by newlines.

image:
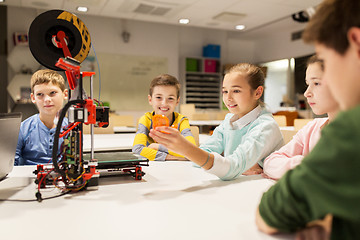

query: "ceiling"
xmin=2 ymin=0 xmax=322 ymax=33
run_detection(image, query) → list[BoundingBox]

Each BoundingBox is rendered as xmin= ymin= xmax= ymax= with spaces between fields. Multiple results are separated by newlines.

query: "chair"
xmin=83 ymin=114 xmax=135 ymax=134
xmin=280 ymin=129 xmax=297 ymax=144
xmin=273 ymin=115 xmax=287 ymax=127
xmin=82 ymin=123 xmax=114 ymax=134
xmin=190 ymin=126 xmax=200 ymax=147
xmin=294 ymin=118 xmax=313 ymax=131
xmin=111 ymin=114 xmax=135 ymax=127
xmin=273 ymin=111 xmax=299 ymax=126
xmin=180 ymin=104 xmax=196 ymax=119
xmin=191 ymin=113 xmax=210 ymax=120
xmin=216 ymin=111 xmax=229 ymax=120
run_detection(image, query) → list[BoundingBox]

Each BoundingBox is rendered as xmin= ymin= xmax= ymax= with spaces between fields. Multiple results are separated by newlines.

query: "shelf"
xmin=182 ymin=57 xmax=222 ymax=110
xmin=186 ymin=82 xmax=219 ymax=87
xmin=186 ymin=92 xmax=219 ymax=96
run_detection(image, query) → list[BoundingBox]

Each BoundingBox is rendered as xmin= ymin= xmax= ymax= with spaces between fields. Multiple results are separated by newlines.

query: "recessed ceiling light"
xmin=77 ymin=6 xmax=88 ymax=12
xmin=179 ymin=19 xmax=190 ymax=24
xmin=235 ymin=25 xmax=245 ymax=30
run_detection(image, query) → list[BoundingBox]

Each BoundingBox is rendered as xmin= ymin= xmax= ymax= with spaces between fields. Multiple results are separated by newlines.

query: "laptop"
xmin=0 ymin=112 xmax=22 ymax=180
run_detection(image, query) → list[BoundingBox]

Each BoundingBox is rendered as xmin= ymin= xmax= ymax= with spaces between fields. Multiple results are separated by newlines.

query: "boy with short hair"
xmin=256 ymin=0 xmax=360 ymax=239
xmin=15 ymin=69 xmax=68 ymax=165
xmin=132 ymin=74 xmax=196 ymax=161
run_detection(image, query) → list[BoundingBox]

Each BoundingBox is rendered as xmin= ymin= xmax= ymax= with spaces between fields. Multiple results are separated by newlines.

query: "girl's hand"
xmin=149 ymin=142 xmax=186 ymax=160
xmin=148 ymin=143 xmax=160 ymax=150
xmin=149 ymin=126 xmax=191 ymax=156
xmin=242 ymin=163 xmax=263 ymax=175
xmin=261 ymin=173 xmax=278 ymax=181
xmin=296 ymin=214 xmax=332 ymax=240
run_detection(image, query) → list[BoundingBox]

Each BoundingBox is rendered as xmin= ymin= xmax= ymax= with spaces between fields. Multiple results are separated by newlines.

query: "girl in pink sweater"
xmin=263 ymin=55 xmax=339 ymax=180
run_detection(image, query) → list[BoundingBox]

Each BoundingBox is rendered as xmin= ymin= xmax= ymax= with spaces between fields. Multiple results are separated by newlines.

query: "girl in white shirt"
xmin=150 ymin=63 xmax=284 ymax=180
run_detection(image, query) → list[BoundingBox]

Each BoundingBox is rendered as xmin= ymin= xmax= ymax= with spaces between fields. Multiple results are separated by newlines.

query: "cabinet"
xmin=182 ymin=57 xmax=222 ymax=109
xmin=7 ymin=45 xmax=40 ymax=116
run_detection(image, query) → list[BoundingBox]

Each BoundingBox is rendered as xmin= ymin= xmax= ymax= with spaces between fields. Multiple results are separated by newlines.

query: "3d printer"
xmin=28 ymin=10 xmax=148 ymax=201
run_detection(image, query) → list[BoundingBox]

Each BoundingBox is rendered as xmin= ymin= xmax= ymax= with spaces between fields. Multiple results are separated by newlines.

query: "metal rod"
xmin=90 ymin=75 xmax=94 ymax=160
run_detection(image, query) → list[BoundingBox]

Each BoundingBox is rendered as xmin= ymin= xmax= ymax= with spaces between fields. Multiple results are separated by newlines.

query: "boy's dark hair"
xmin=302 ymin=0 xmax=360 ymax=55
xmin=31 ymin=69 xmax=66 ymax=93
xmin=149 ymin=74 xmax=180 ymax=98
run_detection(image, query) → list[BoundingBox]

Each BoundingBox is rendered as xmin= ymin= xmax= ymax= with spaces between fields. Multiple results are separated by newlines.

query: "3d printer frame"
xmin=28 ymin=10 xmax=147 ymax=202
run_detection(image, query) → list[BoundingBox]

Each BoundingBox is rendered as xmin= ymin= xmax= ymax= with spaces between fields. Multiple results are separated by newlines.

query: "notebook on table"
xmin=0 ymin=112 xmax=22 ymax=181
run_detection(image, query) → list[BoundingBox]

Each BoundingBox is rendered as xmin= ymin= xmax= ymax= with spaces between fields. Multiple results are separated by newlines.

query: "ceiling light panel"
xmin=213 ymin=12 xmax=246 ymax=23
xmin=118 ymin=0 xmax=187 ymax=17
xmin=21 ymin=0 xmax=63 ymax=9
xmin=151 ymin=7 xmax=171 ymax=16
xmin=134 ymin=3 xmax=155 ymax=14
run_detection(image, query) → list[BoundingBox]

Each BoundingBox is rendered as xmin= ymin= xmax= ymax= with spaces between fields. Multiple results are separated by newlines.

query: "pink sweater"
xmin=263 ymin=118 xmax=328 ymax=179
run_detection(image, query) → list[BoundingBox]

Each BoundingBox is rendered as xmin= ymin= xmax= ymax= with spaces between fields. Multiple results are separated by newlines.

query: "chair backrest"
xmin=82 ymin=123 xmax=114 ymax=134
xmin=294 ymin=118 xmax=313 ymax=131
xmin=180 ymin=104 xmax=196 ymax=119
xmin=273 ymin=111 xmax=298 ymax=126
xmin=111 ymin=114 xmax=135 ymax=127
xmin=191 ymin=113 xmax=210 ymax=120
xmin=216 ymin=111 xmax=229 ymax=120
xmin=189 ymin=126 xmax=199 ymax=147
xmin=280 ymin=129 xmax=297 ymax=144
xmin=82 ymin=114 xmax=135 ymax=134
xmin=273 ymin=115 xmax=287 ymax=127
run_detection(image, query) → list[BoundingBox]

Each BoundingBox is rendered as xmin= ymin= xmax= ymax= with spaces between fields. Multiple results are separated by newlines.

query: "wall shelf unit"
xmin=181 ymin=57 xmax=222 ymax=110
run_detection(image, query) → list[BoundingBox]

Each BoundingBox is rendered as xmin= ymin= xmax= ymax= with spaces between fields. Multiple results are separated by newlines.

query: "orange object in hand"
xmin=153 ymin=114 xmax=169 ymax=129
xmin=153 ymin=115 xmax=177 ymax=133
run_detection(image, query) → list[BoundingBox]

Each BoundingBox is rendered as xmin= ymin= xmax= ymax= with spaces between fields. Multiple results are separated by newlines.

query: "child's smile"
xmin=148 ymin=85 xmax=179 ymax=121
xmin=222 ymin=72 xmax=259 ymax=117
xmin=226 ymin=104 xmax=238 ymax=109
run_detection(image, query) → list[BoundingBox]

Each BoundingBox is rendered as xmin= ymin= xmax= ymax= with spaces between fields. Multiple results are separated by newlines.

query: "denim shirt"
xmin=15 ymin=114 xmax=68 ymax=165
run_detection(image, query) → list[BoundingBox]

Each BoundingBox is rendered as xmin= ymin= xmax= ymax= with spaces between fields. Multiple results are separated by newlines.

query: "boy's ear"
xmin=63 ymin=89 xmax=68 ymax=100
xmin=148 ymin=95 xmax=152 ymax=105
xmin=30 ymin=93 xmax=36 ymax=104
xmin=254 ymin=86 xmax=264 ymax=100
xmin=348 ymin=27 xmax=360 ymax=59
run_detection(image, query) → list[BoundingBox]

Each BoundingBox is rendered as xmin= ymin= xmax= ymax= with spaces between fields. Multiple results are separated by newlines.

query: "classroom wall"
xmin=252 ymin=24 xmax=316 ymax=63
xmin=79 ymin=15 xmax=179 ymax=76
xmin=6 ymin=6 xmax=315 ymax=114
xmin=6 ymin=6 xmax=254 ymax=113
xmin=0 ymin=6 xmax=7 ymax=113
xmin=226 ymin=38 xmax=256 ymax=64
